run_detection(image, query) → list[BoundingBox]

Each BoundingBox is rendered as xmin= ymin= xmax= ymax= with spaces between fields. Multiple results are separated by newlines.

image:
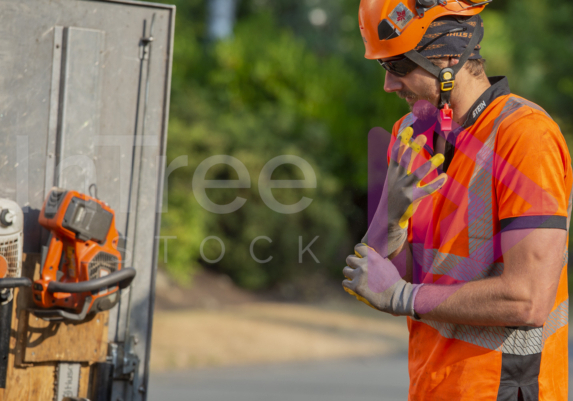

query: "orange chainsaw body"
xmin=32 ymin=188 xmax=123 ymax=315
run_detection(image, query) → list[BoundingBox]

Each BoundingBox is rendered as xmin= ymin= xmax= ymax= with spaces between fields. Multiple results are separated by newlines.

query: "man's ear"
xmin=449 ymin=58 xmax=460 ymax=67
xmin=429 ymin=57 xmax=450 ymax=69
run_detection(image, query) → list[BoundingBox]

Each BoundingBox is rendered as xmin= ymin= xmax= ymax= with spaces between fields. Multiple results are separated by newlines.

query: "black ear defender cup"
xmin=415 ymin=0 xmax=439 ymax=18
xmin=417 ymin=0 xmax=438 ymax=7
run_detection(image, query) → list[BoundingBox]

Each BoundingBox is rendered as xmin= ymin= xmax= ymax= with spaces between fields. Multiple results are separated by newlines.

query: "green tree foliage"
xmin=481 ymin=1 xmax=573 ymax=135
xmin=480 ymin=1 xmax=573 ymax=265
xmin=156 ymin=1 xmax=406 ymax=292
xmin=151 ymin=0 xmax=573 ymax=291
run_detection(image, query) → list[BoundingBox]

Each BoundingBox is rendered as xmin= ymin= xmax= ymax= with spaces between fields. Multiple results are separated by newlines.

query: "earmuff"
xmin=415 ymin=0 xmax=489 ymax=18
xmin=416 ymin=0 xmax=438 ymax=7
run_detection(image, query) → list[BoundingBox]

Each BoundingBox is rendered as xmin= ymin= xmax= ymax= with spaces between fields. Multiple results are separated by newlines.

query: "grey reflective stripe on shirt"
xmin=467 ymin=97 xmax=528 ymax=269
xmin=420 ymin=299 xmax=567 ymax=355
xmin=500 ymin=327 xmax=543 ymax=355
xmin=542 ymin=300 xmax=569 ymax=343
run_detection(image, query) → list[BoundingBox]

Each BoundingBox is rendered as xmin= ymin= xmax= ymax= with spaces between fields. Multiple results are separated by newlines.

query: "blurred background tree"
xmin=149 ymin=0 xmax=573 ymax=296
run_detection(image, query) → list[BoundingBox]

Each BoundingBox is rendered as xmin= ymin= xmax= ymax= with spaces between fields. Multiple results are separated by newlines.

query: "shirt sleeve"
xmin=494 ymin=111 xmax=572 ymax=231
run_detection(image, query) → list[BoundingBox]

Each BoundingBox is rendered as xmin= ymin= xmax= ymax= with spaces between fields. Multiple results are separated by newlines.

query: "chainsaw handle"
xmin=0 ymin=277 xmax=32 ymax=289
xmin=46 ymin=267 xmax=136 ymax=294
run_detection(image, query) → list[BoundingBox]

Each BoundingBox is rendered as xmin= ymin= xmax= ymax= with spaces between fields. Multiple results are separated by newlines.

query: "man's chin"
xmin=405 ymin=98 xmax=421 ymax=112
xmin=411 ymin=99 xmax=440 ymax=120
xmin=398 ymin=94 xmax=439 ymax=115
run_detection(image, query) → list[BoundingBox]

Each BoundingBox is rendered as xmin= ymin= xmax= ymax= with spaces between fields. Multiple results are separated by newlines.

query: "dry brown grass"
xmin=150 ymin=302 xmax=408 ymax=371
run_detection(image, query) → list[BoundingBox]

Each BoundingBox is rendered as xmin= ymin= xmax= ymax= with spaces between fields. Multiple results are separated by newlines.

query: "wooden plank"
xmin=79 ymin=364 xmax=90 ymax=397
xmin=21 ymin=254 xmax=109 ymax=363
xmin=4 ymin=364 xmax=55 ymax=401
xmin=24 ymin=312 xmax=109 ymax=363
xmin=3 ymin=363 xmax=91 ymax=400
xmin=4 ymin=253 xmax=38 ymax=400
xmin=13 ymin=253 xmax=39 ymax=367
xmin=2 ymin=254 xmax=101 ymax=399
xmin=3 ymin=254 xmax=55 ymax=400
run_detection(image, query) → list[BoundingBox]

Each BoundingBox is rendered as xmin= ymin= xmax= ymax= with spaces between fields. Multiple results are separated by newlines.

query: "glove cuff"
xmin=390 ymin=281 xmax=424 ymax=318
xmin=411 ymin=283 xmax=424 ymax=320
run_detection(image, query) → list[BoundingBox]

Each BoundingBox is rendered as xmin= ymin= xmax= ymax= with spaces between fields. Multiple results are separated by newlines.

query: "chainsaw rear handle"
xmin=0 ymin=277 xmax=32 ymax=289
xmin=46 ymin=267 xmax=136 ymax=294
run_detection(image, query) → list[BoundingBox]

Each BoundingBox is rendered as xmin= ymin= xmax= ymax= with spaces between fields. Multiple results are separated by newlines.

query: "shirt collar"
xmin=461 ymin=76 xmax=511 ymax=128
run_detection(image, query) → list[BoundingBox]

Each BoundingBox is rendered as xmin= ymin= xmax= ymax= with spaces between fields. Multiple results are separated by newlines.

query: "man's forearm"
xmin=415 ymin=229 xmax=566 ymax=327
xmin=385 ymin=241 xmax=536 ymax=326
xmin=416 ymin=276 xmax=545 ymax=327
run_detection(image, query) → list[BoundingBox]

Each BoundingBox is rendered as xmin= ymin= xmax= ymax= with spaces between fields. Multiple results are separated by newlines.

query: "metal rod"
xmin=142 ymin=6 xmax=175 ymax=398
xmin=124 ymin=15 xmax=156 ymax=401
xmin=115 ymin=15 xmax=152 ymax=344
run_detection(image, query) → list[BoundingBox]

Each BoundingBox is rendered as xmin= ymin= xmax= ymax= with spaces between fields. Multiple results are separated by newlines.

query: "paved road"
xmin=148 ymin=355 xmax=410 ymax=401
xmin=149 ymin=348 xmax=573 ymax=401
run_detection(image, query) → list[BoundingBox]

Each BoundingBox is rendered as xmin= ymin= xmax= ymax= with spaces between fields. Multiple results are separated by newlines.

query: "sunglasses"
xmin=378 ymin=27 xmax=469 ymax=77
xmin=377 ymin=56 xmax=418 ymax=77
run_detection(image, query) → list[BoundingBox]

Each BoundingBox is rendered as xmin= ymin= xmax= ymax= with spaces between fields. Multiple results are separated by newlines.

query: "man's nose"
xmin=384 ymin=71 xmax=402 ymax=93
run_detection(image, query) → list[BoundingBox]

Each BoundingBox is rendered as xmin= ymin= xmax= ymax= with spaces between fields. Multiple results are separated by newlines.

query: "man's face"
xmin=382 ymin=59 xmax=442 ymax=111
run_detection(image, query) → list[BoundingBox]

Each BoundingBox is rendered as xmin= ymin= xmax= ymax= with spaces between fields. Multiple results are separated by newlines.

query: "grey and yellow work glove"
xmin=343 ymin=244 xmax=423 ymax=317
xmin=362 ymin=127 xmax=448 ymax=257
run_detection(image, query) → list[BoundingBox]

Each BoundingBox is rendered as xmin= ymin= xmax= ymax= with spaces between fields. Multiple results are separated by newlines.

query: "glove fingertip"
xmin=431 ymin=153 xmax=445 ymax=167
xmin=342 ymin=283 xmax=356 ymax=294
xmin=354 ymin=243 xmax=367 ymax=257
xmin=399 ymin=127 xmax=413 ymax=143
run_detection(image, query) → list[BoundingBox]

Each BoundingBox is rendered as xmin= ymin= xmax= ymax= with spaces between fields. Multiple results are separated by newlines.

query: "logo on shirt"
xmin=472 ymin=101 xmax=487 ymax=119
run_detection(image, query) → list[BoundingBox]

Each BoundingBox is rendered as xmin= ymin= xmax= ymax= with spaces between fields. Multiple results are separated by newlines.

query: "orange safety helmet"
xmin=359 ymin=0 xmax=488 ymax=60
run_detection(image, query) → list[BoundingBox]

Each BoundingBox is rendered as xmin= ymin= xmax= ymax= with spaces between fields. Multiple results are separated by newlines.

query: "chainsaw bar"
xmin=54 ymin=363 xmax=80 ymax=401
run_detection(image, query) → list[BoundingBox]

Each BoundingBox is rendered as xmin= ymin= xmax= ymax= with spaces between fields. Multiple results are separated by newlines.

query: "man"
xmin=342 ymin=1 xmax=572 ymax=399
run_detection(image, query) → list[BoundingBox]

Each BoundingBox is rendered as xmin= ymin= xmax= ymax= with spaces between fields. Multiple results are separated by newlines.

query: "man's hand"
xmin=363 ymin=127 xmax=447 ymax=257
xmin=342 ymin=243 xmax=422 ymax=316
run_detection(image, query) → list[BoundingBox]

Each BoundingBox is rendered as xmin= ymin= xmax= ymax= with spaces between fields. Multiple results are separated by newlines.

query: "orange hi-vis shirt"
xmin=388 ymin=77 xmax=572 ymax=400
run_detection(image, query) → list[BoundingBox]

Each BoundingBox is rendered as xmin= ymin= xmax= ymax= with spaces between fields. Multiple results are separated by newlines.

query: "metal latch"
xmin=108 ymin=337 xmax=140 ymax=381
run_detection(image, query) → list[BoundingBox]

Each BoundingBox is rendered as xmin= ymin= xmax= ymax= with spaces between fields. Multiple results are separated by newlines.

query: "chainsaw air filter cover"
xmin=88 ymin=252 xmax=119 ymax=280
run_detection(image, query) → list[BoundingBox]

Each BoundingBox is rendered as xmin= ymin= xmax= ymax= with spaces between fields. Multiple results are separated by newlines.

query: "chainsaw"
xmin=31 ymin=188 xmax=135 ymax=321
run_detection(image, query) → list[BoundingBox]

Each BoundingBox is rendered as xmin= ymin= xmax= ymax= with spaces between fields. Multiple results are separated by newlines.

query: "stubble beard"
xmin=398 ymin=89 xmax=440 ymax=120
